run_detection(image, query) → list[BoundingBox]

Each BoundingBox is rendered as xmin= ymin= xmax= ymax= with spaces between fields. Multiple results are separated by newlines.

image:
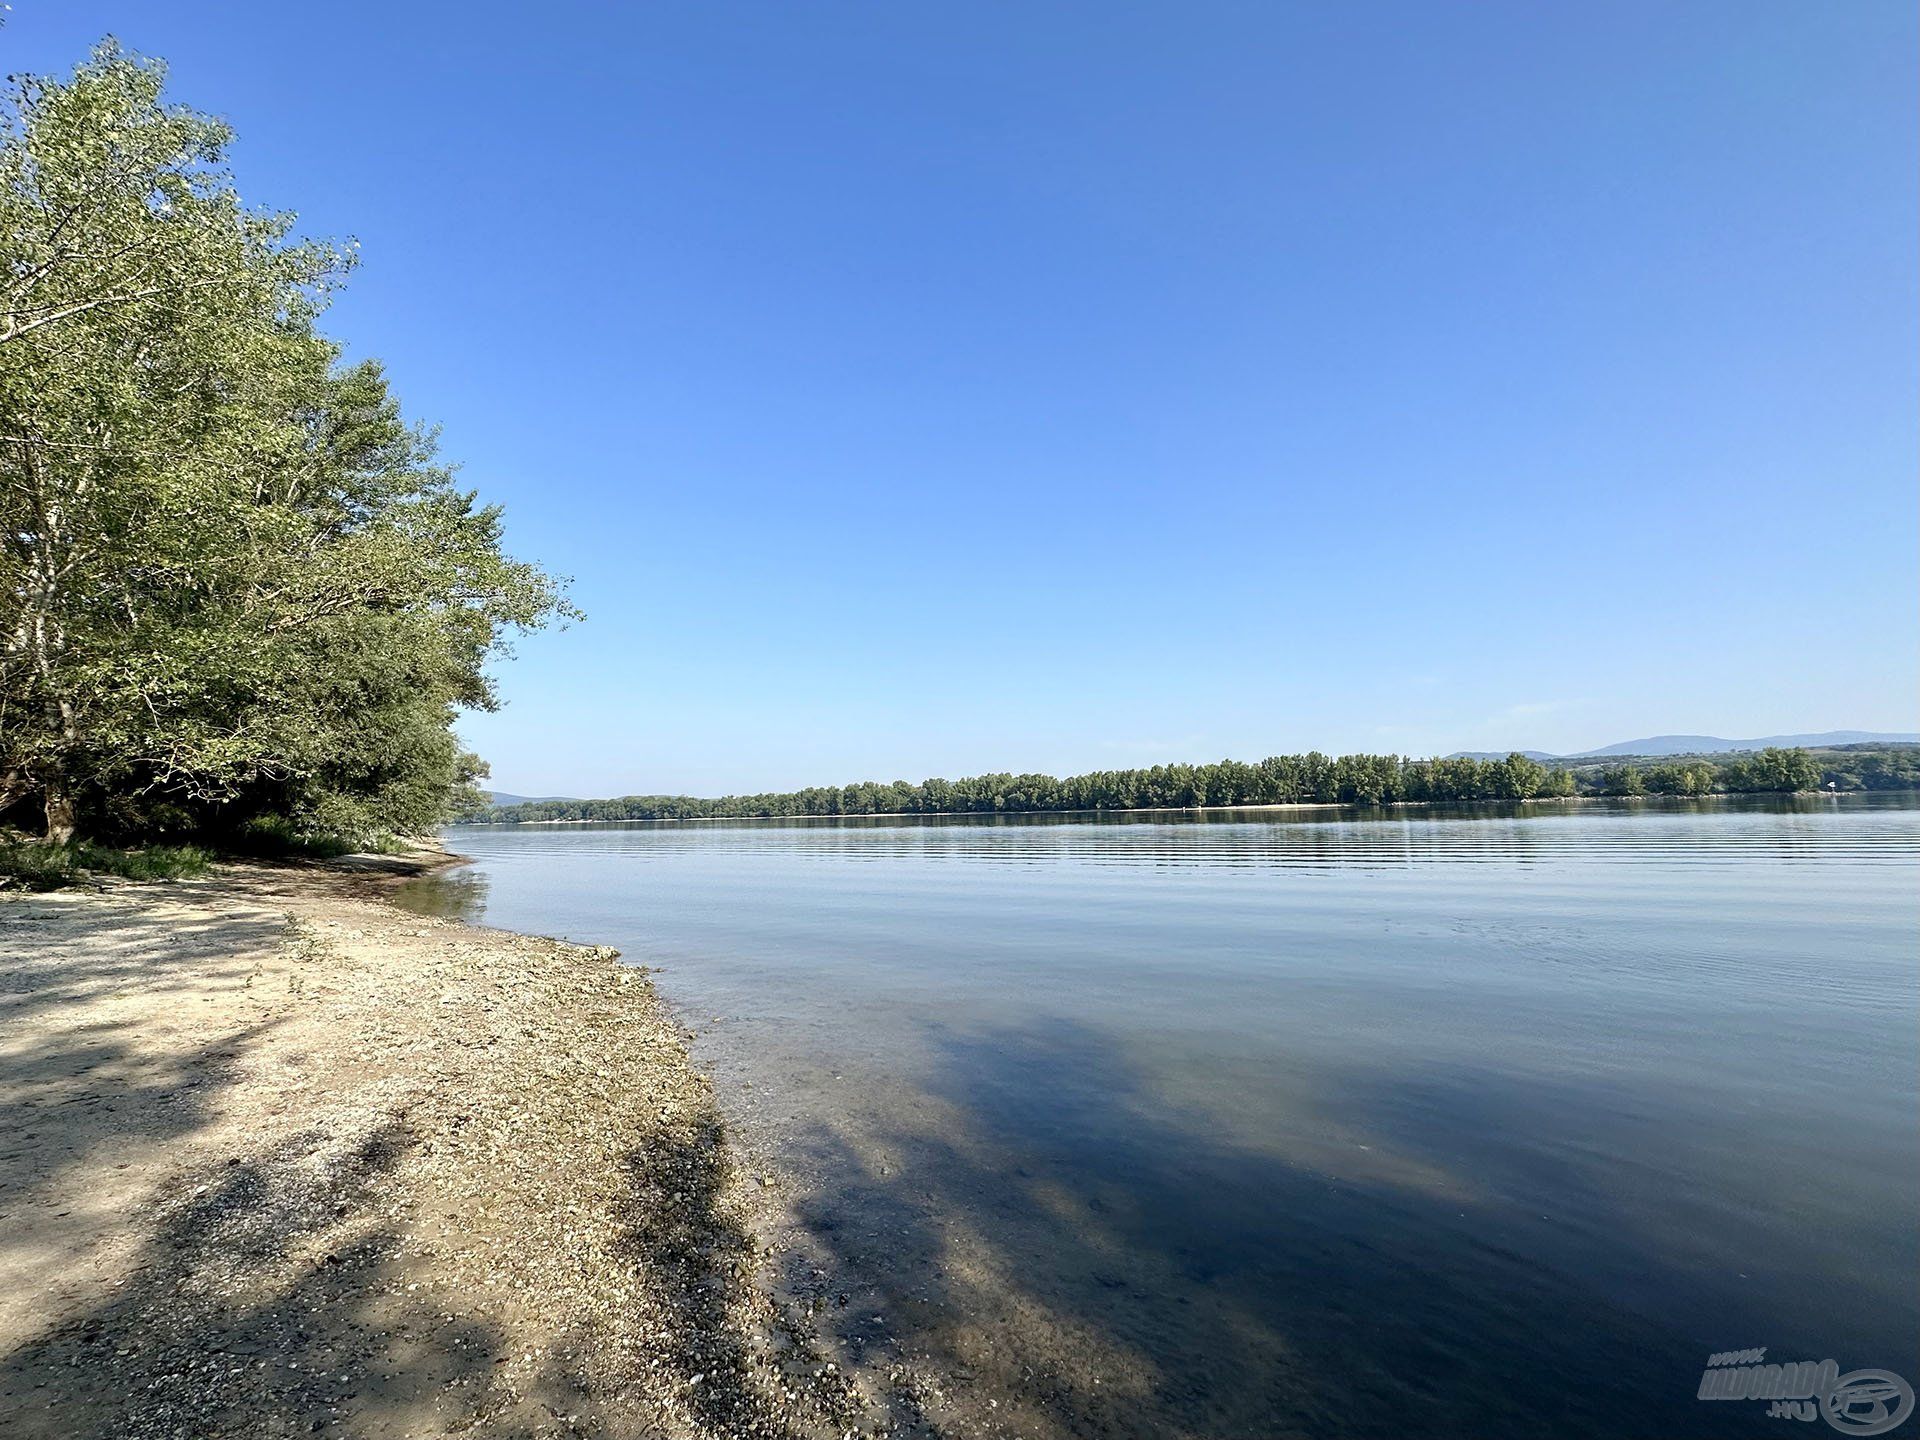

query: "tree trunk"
xmin=43 ymin=782 xmax=76 ymax=845
xmin=0 ymin=768 xmax=30 ymax=821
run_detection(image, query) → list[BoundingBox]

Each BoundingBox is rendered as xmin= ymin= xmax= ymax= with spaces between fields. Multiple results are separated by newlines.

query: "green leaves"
xmin=0 ymin=42 xmax=567 ymax=845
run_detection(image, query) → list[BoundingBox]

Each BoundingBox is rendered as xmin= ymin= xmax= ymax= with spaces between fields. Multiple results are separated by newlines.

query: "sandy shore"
xmin=0 ymin=856 xmax=931 ymax=1439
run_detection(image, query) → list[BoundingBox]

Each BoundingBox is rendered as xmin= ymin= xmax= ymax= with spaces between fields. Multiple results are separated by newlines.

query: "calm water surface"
xmin=409 ymin=797 xmax=1920 ymax=1438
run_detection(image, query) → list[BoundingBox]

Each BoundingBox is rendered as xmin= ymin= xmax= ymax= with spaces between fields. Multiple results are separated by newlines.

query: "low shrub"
xmin=225 ymin=815 xmax=354 ymax=859
xmin=0 ymin=842 xmax=214 ymax=890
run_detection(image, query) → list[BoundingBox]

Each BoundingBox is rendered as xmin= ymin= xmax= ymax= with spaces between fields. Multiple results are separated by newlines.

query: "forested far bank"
xmin=460 ymin=745 xmax=1918 ymax=825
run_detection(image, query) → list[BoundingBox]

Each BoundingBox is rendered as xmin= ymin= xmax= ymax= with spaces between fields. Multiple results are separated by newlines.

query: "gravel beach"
xmin=0 ymin=855 xmax=935 ymax=1439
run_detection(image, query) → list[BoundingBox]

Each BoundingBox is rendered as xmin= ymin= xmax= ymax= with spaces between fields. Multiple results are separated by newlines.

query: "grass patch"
xmin=0 ymin=817 xmax=421 ymax=892
xmin=225 ymin=815 xmax=354 ymax=859
xmin=0 ymin=841 xmax=215 ymax=891
xmin=102 ymin=844 xmax=215 ymax=881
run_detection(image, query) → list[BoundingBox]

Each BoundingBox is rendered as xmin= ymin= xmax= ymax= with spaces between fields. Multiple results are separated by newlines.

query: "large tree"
xmin=1 ymin=43 xmax=569 ymax=844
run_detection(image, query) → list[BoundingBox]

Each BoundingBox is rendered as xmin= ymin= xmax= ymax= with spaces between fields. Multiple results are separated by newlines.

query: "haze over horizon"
xmin=11 ymin=2 xmax=1914 ymax=797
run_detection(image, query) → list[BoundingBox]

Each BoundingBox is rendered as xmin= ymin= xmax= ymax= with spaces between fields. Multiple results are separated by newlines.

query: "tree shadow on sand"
xmin=0 ymin=889 xmax=871 ymax=1439
xmin=0 ymin=1098 xmax=525 ymax=1438
xmin=608 ymin=1108 xmax=898 ymax=1438
xmin=0 ymin=897 xmax=516 ymax=1438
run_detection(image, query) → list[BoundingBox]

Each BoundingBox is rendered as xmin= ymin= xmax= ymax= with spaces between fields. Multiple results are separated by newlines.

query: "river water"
xmin=406 ymin=795 xmax=1920 ymax=1438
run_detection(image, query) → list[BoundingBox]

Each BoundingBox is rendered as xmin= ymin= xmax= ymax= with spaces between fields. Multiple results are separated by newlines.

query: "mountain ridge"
xmin=1446 ymin=730 xmax=1918 ymax=761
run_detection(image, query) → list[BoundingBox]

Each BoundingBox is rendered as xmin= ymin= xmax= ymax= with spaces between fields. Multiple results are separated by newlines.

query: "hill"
xmin=1448 ymin=731 xmax=1917 ymax=761
xmin=1568 ymin=731 xmax=1918 ymax=758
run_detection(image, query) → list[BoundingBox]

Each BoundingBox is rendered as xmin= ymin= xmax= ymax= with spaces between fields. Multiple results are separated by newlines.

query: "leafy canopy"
xmin=1 ymin=42 xmax=572 ymax=845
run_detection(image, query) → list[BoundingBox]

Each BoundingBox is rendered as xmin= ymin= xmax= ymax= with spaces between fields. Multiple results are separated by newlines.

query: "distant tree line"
xmin=460 ymin=745 xmax=1911 ymax=825
xmin=1809 ymin=744 xmax=1920 ymax=793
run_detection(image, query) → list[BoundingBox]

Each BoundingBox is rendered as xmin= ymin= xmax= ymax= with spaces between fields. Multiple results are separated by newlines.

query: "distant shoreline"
xmin=459 ymin=797 xmax=1484 ymax=827
xmin=466 ymin=744 xmax=1915 ymax=827
xmin=451 ymin=791 xmax=1866 ymax=828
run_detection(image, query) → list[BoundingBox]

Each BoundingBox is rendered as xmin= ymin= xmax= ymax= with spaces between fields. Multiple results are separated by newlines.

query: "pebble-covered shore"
xmin=0 ymin=856 xmax=937 ymax=1439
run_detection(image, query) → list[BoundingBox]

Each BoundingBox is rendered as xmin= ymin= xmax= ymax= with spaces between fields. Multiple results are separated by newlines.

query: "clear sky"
xmin=8 ymin=3 xmax=1916 ymax=794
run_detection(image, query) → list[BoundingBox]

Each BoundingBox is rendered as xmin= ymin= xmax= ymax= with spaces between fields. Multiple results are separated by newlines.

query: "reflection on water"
xmin=403 ymin=796 xmax=1920 ymax=1438
xmin=408 ymin=796 xmax=1915 ymax=882
xmin=389 ymin=863 xmax=490 ymax=919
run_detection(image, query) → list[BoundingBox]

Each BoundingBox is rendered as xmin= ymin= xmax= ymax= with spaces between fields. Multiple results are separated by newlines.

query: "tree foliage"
xmin=465 ymin=743 xmax=1877 ymax=826
xmin=1813 ymin=744 xmax=1920 ymax=792
xmin=1 ymin=44 xmax=568 ymax=844
xmin=466 ymin=751 xmax=1584 ymax=823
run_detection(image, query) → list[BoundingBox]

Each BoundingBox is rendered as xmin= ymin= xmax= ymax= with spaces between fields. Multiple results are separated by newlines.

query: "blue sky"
xmin=9 ymin=3 xmax=1916 ymax=794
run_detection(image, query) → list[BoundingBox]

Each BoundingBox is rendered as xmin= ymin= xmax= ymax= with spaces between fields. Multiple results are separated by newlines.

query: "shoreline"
xmin=0 ymin=851 xmax=924 ymax=1438
xmin=469 ymin=796 xmax=1537 ymax=826
xmin=458 ymin=790 xmax=1852 ymax=827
